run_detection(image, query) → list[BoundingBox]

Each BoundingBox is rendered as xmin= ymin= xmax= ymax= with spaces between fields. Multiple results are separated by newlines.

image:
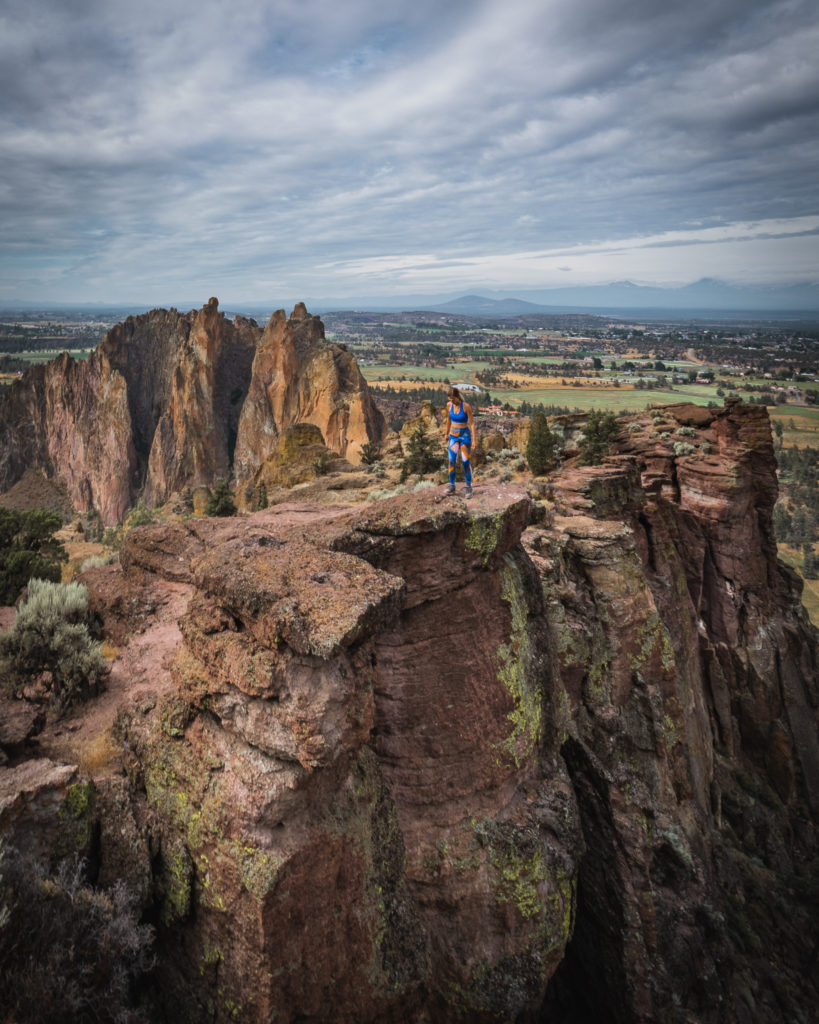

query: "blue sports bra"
xmin=449 ymin=401 xmax=469 ymax=424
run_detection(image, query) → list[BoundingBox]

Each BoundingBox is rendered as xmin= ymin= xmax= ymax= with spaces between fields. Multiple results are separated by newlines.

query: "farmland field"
xmin=770 ymin=406 xmax=819 ymax=447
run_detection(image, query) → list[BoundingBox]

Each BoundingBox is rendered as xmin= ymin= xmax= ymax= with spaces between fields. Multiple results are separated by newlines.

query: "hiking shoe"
xmin=465 ymin=485 xmax=473 ymax=499
xmin=444 ymin=483 xmax=456 ymax=495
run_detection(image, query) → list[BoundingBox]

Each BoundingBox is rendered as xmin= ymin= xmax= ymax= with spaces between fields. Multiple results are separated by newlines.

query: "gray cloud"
xmin=0 ymin=0 xmax=817 ymax=303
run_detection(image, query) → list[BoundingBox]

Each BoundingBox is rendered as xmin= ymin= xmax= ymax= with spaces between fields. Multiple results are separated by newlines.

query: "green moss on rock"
xmin=58 ymin=780 xmax=96 ymax=855
xmin=465 ymin=513 xmax=505 ymax=566
xmin=497 ymin=556 xmax=543 ymax=765
xmin=160 ymin=837 xmax=193 ymax=926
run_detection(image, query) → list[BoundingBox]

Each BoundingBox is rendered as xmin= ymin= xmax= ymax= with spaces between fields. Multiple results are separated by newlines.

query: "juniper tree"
xmin=400 ymin=425 xmax=443 ymax=482
xmin=526 ymin=410 xmax=558 ymax=475
xmin=578 ymin=410 xmax=620 ymax=466
xmin=205 ymin=478 xmax=237 ymax=517
xmin=0 ymin=508 xmax=67 ymax=605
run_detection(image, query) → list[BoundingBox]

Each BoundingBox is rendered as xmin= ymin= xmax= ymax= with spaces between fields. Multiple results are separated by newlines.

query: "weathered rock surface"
xmin=0 ymin=301 xmax=383 ymax=525
xmin=98 ymin=486 xmax=562 ymax=1023
xmin=238 ymin=422 xmax=348 ymax=510
xmin=233 ymin=303 xmax=385 ymax=492
xmin=535 ymin=402 xmax=819 ymax=1022
xmin=2 ymin=401 xmax=817 ymax=1024
xmin=0 ymin=299 xmax=257 ymax=524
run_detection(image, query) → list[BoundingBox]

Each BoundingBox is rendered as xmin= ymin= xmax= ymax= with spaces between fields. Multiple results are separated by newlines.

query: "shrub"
xmin=0 ymin=508 xmax=67 ymax=605
xmin=578 ymin=410 xmax=620 ymax=466
xmin=0 ymin=843 xmax=154 ymax=1024
xmin=675 ymin=426 xmax=698 ymax=438
xmin=627 ymin=422 xmax=642 ymax=434
xmin=526 ymin=410 xmax=558 ymax=475
xmin=125 ymin=501 xmax=156 ymax=529
xmin=359 ymin=441 xmax=382 ymax=466
xmin=80 ymin=554 xmax=114 ymax=573
xmin=495 ymin=448 xmax=521 ymax=465
xmin=674 ymin=442 xmax=696 ymax=457
xmin=205 ymin=478 xmax=237 ymax=517
xmin=0 ymin=578 xmax=109 ymax=715
xmin=312 ymin=451 xmax=333 ymax=476
xmin=369 ymin=485 xmax=408 ymax=501
xmin=803 ymin=546 xmax=819 ymax=579
xmin=102 ymin=525 xmax=124 ymax=550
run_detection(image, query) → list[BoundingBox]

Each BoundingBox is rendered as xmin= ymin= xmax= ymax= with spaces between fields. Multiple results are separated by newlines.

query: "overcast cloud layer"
xmin=1 ymin=0 xmax=818 ymax=306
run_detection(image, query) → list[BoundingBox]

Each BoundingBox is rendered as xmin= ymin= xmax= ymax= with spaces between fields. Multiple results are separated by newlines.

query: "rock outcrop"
xmin=0 ymin=299 xmax=257 ymax=524
xmin=233 ymin=303 xmax=386 ymax=494
xmin=1 ymin=401 xmax=817 ymax=1023
xmin=0 ymin=301 xmax=384 ymax=525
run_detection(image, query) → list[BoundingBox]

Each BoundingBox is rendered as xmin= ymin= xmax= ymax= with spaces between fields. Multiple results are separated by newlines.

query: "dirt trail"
xmin=36 ymin=581 xmax=192 ymax=772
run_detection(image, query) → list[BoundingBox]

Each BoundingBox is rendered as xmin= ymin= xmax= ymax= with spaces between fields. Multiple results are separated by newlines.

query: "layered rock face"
xmin=233 ymin=303 xmax=386 ymax=495
xmin=2 ymin=401 xmax=817 ymax=1023
xmin=0 ymin=349 xmax=136 ymax=526
xmin=534 ymin=401 xmax=819 ymax=1021
xmin=0 ymin=299 xmax=258 ymax=524
xmin=98 ymin=489 xmax=571 ymax=1023
xmin=0 ymin=301 xmax=384 ymax=525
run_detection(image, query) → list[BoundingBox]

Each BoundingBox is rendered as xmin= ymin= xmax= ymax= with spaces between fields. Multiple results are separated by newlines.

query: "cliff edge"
xmin=1 ymin=401 xmax=817 ymax=1023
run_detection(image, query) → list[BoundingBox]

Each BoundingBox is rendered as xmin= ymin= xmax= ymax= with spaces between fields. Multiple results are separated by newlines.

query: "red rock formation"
xmin=101 ymin=488 xmax=567 ymax=1023
xmin=143 ymin=298 xmax=259 ymax=506
xmin=0 ymin=300 xmax=383 ymax=526
xmin=533 ymin=401 xmax=819 ymax=1021
xmin=233 ymin=304 xmax=386 ymax=491
xmin=0 ymin=351 xmax=136 ymax=525
xmin=1 ymin=400 xmax=817 ymax=1024
xmin=0 ymin=300 xmax=258 ymax=524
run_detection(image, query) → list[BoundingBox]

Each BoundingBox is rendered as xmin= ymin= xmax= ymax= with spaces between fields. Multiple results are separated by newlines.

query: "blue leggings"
xmin=448 ymin=432 xmax=472 ymax=486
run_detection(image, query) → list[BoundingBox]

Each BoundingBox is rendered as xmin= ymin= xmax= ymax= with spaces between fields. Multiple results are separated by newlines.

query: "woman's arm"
xmin=466 ymin=403 xmax=476 ymax=440
xmin=443 ymin=402 xmax=451 ymax=443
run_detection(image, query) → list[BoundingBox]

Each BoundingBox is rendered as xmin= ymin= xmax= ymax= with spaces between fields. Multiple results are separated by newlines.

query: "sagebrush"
xmin=0 ymin=578 xmax=109 ymax=715
xmin=0 ymin=842 xmax=154 ymax=1024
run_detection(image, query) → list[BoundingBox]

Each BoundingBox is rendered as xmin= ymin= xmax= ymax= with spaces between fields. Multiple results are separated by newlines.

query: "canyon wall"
xmin=0 ymin=301 xmax=385 ymax=525
xmin=1 ymin=401 xmax=817 ymax=1022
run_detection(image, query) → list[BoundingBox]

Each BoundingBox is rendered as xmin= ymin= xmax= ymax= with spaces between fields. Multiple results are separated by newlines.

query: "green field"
xmin=486 ymin=384 xmax=718 ymax=412
xmin=362 ymin=364 xmax=456 ymax=382
xmin=7 ymin=349 xmax=92 ymax=363
xmin=361 ymin=354 xmax=724 ymax=413
xmin=770 ymin=405 xmax=819 ymax=446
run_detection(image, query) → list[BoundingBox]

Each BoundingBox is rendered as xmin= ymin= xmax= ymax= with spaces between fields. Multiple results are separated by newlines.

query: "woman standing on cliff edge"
xmin=443 ymin=386 xmax=476 ymax=498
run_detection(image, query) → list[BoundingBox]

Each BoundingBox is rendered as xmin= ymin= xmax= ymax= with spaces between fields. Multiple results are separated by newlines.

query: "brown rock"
xmin=240 ymin=422 xmax=344 ymax=509
xmin=0 ymin=300 xmax=258 ymax=525
xmin=233 ymin=306 xmax=386 ymax=495
xmin=143 ymin=298 xmax=258 ymax=506
xmin=0 ymin=758 xmax=91 ymax=867
xmin=2 ymin=400 xmax=818 ymax=1024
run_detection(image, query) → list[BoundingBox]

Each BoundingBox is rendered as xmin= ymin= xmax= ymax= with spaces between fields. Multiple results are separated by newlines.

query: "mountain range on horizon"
xmin=410 ymin=278 xmax=819 ymax=317
xmin=3 ymin=277 xmax=819 ymax=320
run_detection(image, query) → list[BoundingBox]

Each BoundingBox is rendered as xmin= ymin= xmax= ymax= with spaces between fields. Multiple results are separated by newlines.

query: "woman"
xmin=443 ymin=386 xmax=476 ymax=498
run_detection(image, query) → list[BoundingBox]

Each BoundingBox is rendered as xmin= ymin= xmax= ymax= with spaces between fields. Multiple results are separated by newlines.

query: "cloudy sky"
xmin=2 ymin=0 xmax=818 ymax=306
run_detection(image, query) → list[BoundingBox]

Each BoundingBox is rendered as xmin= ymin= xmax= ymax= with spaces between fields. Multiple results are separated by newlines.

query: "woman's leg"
xmin=447 ymin=435 xmax=460 ymax=490
xmin=461 ymin=445 xmax=472 ymax=490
